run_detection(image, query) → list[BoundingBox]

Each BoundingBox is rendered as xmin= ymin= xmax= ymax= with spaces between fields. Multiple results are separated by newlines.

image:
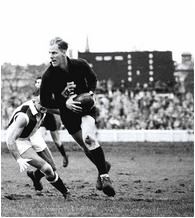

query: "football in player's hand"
xmin=74 ymin=93 xmax=95 ymax=114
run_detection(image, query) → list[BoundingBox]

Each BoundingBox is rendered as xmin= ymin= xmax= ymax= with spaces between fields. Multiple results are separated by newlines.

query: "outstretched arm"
xmin=6 ymin=115 xmax=31 ymax=172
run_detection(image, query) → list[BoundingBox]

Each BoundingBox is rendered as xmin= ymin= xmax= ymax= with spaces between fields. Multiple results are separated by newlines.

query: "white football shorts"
xmin=15 ymin=128 xmax=47 ymax=155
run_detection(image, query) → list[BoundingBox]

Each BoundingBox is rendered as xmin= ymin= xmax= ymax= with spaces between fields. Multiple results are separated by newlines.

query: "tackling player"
xmin=6 ymin=96 xmax=69 ymax=199
xmin=34 ymin=77 xmax=69 ymax=167
xmin=40 ymin=37 xmax=115 ymax=197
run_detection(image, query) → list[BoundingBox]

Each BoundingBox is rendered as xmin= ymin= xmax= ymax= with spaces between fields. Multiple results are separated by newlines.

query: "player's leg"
xmin=50 ymin=130 xmax=69 ymax=167
xmin=46 ymin=113 xmax=69 ymax=167
xmin=72 ymin=115 xmax=115 ymax=197
xmin=71 ymin=122 xmax=108 ymax=174
xmin=27 ymin=130 xmax=56 ymax=190
xmin=27 ymin=147 xmax=58 ymax=191
xmin=13 ymin=138 xmax=44 ymax=191
xmin=37 ymin=146 xmax=56 ymax=171
xmin=60 ymin=110 xmax=115 ymax=196
xmin=21 ymin=148 xmax=69 ymax=198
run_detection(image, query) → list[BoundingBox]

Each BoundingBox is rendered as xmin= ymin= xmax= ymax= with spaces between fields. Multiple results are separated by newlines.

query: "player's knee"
xmin=84 ymin=135 xmax=100 ymax=150
xmin=40 ymin=162 xmax=54 ymax=178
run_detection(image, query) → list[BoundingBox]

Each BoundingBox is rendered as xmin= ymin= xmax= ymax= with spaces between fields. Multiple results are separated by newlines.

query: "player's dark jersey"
xmin=8 ymin=100 xmax=45 ymax=138
xmin=40 ymin=57 xmax=97 ymax=134
xmin=40 ymin=57 xmax=97 ymax=110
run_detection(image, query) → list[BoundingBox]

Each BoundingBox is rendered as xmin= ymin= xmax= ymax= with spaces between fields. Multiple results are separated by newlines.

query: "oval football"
xmin=74 ymin=93 xmax=95 ymax=113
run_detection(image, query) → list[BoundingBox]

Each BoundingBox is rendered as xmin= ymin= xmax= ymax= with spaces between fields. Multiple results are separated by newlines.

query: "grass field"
xmin=1 ymin=141 xmax=194 ymax=217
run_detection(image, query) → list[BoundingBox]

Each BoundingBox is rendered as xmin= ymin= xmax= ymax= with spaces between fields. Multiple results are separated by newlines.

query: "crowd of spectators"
xmin=95 ymin=88 xmax=194 ymax=130
xmin=1 ymin=81 xmax=194 ymax=130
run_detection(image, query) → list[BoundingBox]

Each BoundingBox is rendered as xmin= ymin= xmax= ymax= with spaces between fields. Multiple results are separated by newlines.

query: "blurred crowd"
xmin=95 ymin=88 xmax=194 ymax=130
xmin=1 ymin=83 xmax=194 ymax=130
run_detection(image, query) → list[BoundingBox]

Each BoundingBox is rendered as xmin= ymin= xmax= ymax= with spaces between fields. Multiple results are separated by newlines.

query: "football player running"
xmin=40 ymin=37 xmax=115 ymax=197
xmin=6 ymin=96 xmax=69 ymax=199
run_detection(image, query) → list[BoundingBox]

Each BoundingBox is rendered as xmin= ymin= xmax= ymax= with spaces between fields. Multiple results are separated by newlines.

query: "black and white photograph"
xmin=1 ymin=0 xmax=194 ymax=216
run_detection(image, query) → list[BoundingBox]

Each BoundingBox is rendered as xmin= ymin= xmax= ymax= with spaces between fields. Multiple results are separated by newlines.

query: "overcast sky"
xmin=1 ymin=0 xmax=194 ymax=65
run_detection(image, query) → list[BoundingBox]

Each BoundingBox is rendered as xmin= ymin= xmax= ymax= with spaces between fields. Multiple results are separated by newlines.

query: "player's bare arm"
xmin=6 ymin=115 xmax=27 ymax=159
xmin=6 ymin=114 xmax=31 ymax=171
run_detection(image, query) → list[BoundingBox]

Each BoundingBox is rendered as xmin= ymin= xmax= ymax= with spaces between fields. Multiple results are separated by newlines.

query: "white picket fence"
xmin=1 ymin=130 xmax=194 ymax=142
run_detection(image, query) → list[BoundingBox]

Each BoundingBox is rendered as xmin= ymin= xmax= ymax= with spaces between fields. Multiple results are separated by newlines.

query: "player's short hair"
xmin=50 ymin=37 xmax=68 ymax=50
xmin=35 ymin=76 xmax=42 ymax=84
xmin=35 ymin=76 xmax=42 ymax=81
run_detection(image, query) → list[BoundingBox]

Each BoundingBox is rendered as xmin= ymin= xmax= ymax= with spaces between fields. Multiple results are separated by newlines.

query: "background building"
xmin=174 ymin=52 xmax=194 ymax=94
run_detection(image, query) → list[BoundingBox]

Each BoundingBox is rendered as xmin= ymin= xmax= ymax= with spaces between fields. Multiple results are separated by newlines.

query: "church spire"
xmin=85 ymin=35 xmax=90 ymax=52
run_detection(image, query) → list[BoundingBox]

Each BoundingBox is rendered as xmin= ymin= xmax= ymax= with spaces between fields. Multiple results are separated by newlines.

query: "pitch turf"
xmin=1 ymin=142 xmax=194 ymax=217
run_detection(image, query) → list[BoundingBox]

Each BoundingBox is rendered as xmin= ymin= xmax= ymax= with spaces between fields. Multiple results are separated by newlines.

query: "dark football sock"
xmin=57 ymin=144 xmax=67 ymax=157
xmin=85 ymin=147 xmax=107 ymax=175
xmin=48 ymin=173 xmax=68 ymax=195
xmin=34 ymin=169 xmax=45 ymax=181
xmin=85 ymin=151 xmax=96 ymax=165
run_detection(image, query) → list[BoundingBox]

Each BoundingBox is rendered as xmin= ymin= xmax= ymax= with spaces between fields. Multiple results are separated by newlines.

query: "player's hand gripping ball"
xmin=74 ymin=93 xmax=95 ymax=114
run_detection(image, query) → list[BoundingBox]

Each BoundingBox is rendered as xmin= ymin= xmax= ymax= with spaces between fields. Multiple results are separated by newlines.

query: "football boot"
xmin=96 ymin=161 xmax=111 ymax=190
xmin=27 ymin=170 xmax=43 ymax=191
xmin=62 ymin=188 xmax=71 ymax=200
xmin=101 ymin=175 xmax=116 ymax=197
xmin=62 ymin=153 xmax=69 ymax=168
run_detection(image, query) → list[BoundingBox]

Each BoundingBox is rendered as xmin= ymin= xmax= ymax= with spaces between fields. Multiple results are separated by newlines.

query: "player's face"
xmin=35 ymin=78 xmax=41 ymax=89
xmin=49 ymin=44 xmax=66 ymax=68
